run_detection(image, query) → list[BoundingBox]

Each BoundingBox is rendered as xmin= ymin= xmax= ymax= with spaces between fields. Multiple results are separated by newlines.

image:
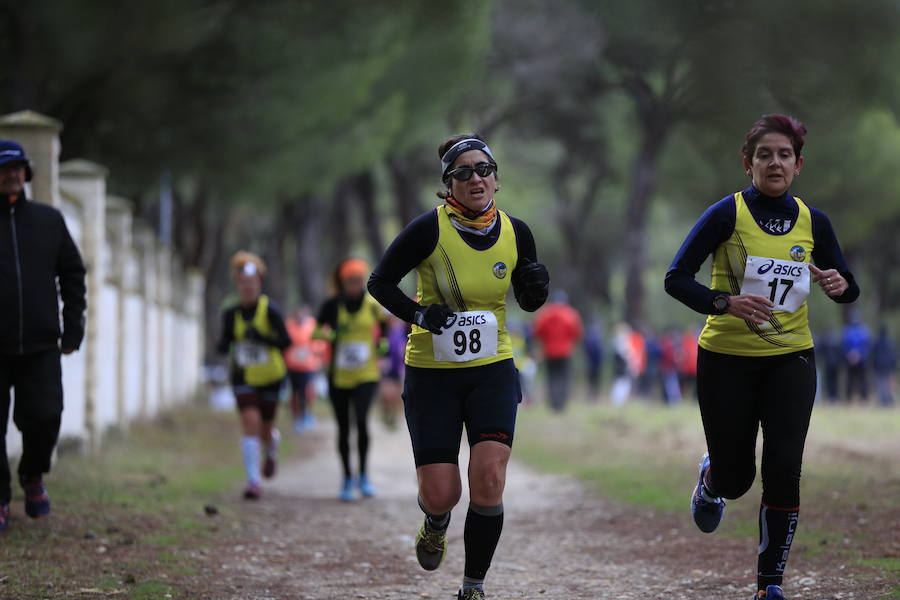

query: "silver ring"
xmin=752 ymin=309 xmax=756 ymax=315
xmin=826 ymin=278 xmax=830 ymax=283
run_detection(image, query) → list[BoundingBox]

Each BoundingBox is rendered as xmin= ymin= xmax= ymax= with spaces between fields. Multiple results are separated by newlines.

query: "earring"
xmin=746 ymin=169 xmax=751 ymax=176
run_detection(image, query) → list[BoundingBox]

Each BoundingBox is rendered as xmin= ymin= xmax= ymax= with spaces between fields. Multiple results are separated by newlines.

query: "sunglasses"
xmin=446 ymin=162 xmax=497 ymax=181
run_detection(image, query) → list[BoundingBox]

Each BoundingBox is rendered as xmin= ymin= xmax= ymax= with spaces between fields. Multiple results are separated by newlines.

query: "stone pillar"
xmin=60 ymin=160 xmax=108 ymax=452
xmin=0 ymin=110 xmax=63 ymax=207
xmin=134 ymin=225 xmax=157 ymax=418
xmin=107 ymin=196 xmax=133 ymax=430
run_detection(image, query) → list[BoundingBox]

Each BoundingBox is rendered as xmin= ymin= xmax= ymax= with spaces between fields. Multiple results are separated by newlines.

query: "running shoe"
xmin=415 ymin=518 xmax=448 ymax=571
xmin=0 ymin=504 xmax=9 ymax=531
xmin=358 ymin=473 xmax=376 ymax=498
xmin=339 ymin=477 xmax=354 ymax=502
xmin=691 ymin=452 xmax=725 ymax=533
xmin=457 ymin=588 xmax=486 ymax=600
xmin=302 ymin=413 xmax=316 ymax=430
xmin=242 ymin=481 xmax=261 ymax=500
xmin=753 ymin=585 xmax=786 ymax=599
xmin=293 ymin=417 xmax=306 ymax=434
xmin=23 ymin=478 xmax=50 ymax=519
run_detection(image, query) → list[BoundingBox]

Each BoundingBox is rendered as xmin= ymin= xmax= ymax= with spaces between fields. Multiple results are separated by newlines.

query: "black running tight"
xmin=697 ymin=347 xmax=816 ymax=590
xmin=697 ymin=347 xmax=816 ymax=508
xmin=329 ymin=382 xmax=377 ymax=478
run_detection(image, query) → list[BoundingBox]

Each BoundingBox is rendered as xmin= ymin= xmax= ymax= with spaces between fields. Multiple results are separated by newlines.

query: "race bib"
xmin=433 ymin=310 xmax=499 ymax=362
xmin=234 ymin=341 xmax=269 ymax=367
xmin=335 ymin=341 xmax=370 ymax=370
xmin=740 ymin=255 xmax=810 ymax=313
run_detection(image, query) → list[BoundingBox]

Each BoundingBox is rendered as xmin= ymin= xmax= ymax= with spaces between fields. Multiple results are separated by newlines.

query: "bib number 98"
xmin=433 ymin=310 xmax=498 ymax=362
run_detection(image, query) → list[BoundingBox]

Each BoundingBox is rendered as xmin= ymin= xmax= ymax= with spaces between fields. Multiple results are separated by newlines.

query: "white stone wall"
xmin=0 ymin=111 xmax=205 ymax=455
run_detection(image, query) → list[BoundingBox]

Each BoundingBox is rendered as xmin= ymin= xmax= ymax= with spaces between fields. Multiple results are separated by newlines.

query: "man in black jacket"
xmin=0 ymin=140 xmax=86 ymax=531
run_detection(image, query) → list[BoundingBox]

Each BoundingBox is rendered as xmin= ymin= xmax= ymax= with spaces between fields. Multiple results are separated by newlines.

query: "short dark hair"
xmin=741 ymin=114 xmax=807 ymax=159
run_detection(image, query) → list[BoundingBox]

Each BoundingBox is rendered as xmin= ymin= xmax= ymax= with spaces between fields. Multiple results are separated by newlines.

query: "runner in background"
xmin=315 ymin=258 xmax=387 ymax=502
xmin=665 ymin=114 xmax=859 ymax=600
xmin=284 ymin=305 xmax=326 ymax=433
xmin=217 ymin=252 xmax=291 ymax=500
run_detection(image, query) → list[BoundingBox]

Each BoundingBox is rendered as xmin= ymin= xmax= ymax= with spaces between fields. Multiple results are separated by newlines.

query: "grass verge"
xmin=0 ymin=402 xmax=265 ymax=599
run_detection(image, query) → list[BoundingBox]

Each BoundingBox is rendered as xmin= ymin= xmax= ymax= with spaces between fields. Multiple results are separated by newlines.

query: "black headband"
xmin=440 ymin=138 xmax=496 ymax=179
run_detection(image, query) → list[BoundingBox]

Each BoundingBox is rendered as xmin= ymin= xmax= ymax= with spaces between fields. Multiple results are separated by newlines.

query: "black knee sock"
xmin=757 ymin=504 xmax=799 ymax=590
xmin=463 ymin=502 xmax=504 ymax=585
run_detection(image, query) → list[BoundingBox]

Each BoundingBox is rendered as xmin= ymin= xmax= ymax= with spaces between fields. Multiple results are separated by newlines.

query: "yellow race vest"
xmin=233 ymin=294 xmax=288 ymax=386
xmin=405 ymin=206 xmax=518 ymax=369
xmin=331 ymin=294 xmax=383 ymax=388
xmin=699 ymin=191 xmax=815 ymax=356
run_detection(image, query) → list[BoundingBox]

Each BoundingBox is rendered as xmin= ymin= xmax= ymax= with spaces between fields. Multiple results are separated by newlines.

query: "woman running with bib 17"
xmin=665 ymin=114 xmax=859 ymax=600
xmin=368 ymin=133 xmax=549 ymax=600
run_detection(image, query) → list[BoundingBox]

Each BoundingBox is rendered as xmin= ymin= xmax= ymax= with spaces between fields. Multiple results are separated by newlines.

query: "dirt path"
xmin=191 ymin=418 xmax=885 ymax=600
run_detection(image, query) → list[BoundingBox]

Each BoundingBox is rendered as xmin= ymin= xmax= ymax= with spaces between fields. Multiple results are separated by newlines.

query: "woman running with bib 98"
xmin=665 ymin=115 xmax=859 ymax=600
xmin=368 ymin=134 xmax=549 ymax=600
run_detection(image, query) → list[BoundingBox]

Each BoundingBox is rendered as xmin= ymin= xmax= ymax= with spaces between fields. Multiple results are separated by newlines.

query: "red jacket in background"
xmin=533 ymin=302 xmax=583 ymax=359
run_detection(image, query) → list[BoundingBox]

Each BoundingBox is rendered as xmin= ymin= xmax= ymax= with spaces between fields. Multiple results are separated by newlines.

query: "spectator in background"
xmin=679 ymin=327 xmax=699 ymax=401
xmin=611 ymin=322 xmax=645 ymax=406
xmin=816 ymin=329 xmax=842 ymax=403
xmin=659 ymin=329 xmax=682 ymax=404
xmin=583 ymin=320 xmax=604 ymax=403
xmin=843 ymin=316 xmax=871 ymax=403
xmin=378 ymin=312 xmax=408 ymax=429
xmin=533 ymin=291 xmax=583 ymax=412
xmin=871 ymin=325 xmax=896 ymax=407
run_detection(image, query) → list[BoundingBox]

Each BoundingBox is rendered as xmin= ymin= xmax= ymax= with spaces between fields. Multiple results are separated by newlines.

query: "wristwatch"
xmin=712 ymin=294 xmax=730 ymax=314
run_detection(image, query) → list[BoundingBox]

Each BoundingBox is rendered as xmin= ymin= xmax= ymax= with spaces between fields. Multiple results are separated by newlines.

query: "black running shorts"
xmin=403 ymin=358 xmax=520 ymax=467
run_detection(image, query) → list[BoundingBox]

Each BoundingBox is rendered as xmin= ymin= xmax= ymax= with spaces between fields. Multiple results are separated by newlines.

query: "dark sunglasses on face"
xmin=446 ymin=162 xmax=497 ymax=181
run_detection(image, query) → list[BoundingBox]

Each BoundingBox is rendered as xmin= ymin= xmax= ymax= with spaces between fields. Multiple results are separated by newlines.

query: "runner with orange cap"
xmin=315 ymin=258 xmax=387 ymax=501
xmin=216 ymin=251 xmax=291 ymax=500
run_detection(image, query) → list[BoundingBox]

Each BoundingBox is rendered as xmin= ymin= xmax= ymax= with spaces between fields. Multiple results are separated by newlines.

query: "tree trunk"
xmin=295 ymin=194 xmax=329 ymax=307
xmin=388 ymin=152 xmax=429 ymax=226
xmin=622 ymin=124 xmax=669 ymax=328
xmin=352 ymin=170 xmax=384 ymax=259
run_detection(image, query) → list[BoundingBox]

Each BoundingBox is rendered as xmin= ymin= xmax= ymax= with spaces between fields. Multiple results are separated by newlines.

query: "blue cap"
xmin=0 ymin=140 xmax=33 ymax=181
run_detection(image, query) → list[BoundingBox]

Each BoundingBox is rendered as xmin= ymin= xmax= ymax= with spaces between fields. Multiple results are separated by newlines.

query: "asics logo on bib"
xmin=772 ymin=264 xmax=804 ymax=277
xmin=455 ymin=314 xmax=488 ymax=327
xmin=757 ymin=259 xmax=775 ymax=274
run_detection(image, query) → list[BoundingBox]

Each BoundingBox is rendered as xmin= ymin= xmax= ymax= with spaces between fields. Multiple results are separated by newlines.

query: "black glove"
xmin=414 ymin=304 xmax=455 ymax=335
xmin=514 ymin=258 xmax=550 ymax=311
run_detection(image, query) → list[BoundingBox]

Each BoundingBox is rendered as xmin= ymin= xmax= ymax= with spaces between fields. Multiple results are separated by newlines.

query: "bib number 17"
xmin=767 ymin=278 xmax=794 ymax=305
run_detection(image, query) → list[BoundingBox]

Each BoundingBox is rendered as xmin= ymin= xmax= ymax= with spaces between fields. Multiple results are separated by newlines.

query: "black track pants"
xmin=0 ymin=350 xmax=64 ymax=504
xmin=696 ymin=347 xmax=816 ymax=508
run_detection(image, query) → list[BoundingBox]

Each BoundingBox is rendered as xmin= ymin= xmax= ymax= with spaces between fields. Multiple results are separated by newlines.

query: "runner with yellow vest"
xmin=216 ymin=252 xmax=291 ymax=500
xmin=368 ymin=133 xmax=549 ymax=600
xmin=665 ymin=115 xmax=859 ymax=600
xmin=315 ymin=258 xmax=387 ymax=502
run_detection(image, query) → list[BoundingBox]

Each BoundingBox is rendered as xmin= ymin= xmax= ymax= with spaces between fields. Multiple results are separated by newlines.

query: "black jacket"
xmin=0 ymin=192 xmax=86 ymax=355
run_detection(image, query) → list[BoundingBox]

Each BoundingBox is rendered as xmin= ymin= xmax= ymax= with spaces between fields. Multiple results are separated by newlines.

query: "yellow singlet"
xmin=699 ymin=191 xmax=815 ymax=357
xmin=232 ymin=294 xmax=288 ymax=386
xmin=405 ymin=206 xmax=519 ymax=369
xmin=331 ymin=294 xmax=383 ymax=389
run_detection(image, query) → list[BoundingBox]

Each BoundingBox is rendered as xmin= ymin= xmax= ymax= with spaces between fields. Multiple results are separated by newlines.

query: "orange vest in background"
xmin=284 ymin=316 xmax=326 ymax=372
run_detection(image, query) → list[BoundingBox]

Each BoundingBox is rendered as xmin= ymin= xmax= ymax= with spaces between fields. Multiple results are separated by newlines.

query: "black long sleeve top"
xmin=368 ymin=208 xmax=540 ymax=323
xmin=665 ymin=186 xmax=859 ymax=314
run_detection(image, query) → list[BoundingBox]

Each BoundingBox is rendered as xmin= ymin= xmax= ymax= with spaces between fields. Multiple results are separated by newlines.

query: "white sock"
xmin=241 ymin=436 xmax=261 ymax=483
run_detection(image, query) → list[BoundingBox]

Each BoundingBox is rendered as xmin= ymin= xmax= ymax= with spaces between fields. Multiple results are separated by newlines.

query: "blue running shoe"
xmin=358 ymin=473 xmax=376 ymax=498
xmin=339 ymin=477 xmax=355 ymax=502
xmin=691 ymin=452 xmax=725 ymax=533
xmin=753 ymin=585 xmax=786 ymax=599
xmin=302 ymin=413 xmax=316 ymax=430
xmin=23 ymin=479 xmax=50 ymax=519
xmin=0 ymin=504 xmax=9 ymax=531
